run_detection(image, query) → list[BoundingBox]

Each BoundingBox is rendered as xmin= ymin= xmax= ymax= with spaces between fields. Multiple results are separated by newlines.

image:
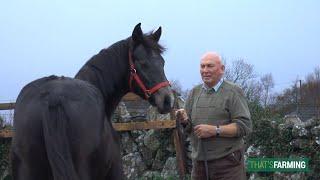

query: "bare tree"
xmin=224 ymin=58 xmax=256 ymax=87
xmin=306 ymin=66 xmax=320 ymax=82
xmin=243 ymin=80 xmax=263 ymax=102
xmin=260 ymin=73 xmax=275 ymax=107
xmin=301 ymin=66 xmax=320 ymax=118
xmin=170 ymin=79 xmax=189 ymax=100
xmin=170 ymin=79 xmax=183 ymax=95
xmin=0 ymin=115 xmax=3 ymax=128
xmin=272 ymin=66 xmax=320 ymax=118
xmin=224 ymin=58 xmax=262 ymax=102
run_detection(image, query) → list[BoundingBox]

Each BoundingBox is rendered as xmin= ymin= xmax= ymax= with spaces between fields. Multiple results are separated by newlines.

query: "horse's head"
xmin=129 ymin=23 xmax=174 ymax=114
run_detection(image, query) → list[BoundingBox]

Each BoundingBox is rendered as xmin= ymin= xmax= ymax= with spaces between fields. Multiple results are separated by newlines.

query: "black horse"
xmin=11 ymin=23 xmax=174 ymax=180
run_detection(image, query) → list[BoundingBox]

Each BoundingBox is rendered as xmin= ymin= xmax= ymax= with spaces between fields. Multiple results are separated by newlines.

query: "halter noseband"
xmin=128 ymin=51 xmax=170 ymax=99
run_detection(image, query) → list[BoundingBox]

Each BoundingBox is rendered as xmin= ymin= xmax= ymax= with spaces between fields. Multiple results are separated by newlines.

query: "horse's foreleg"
xmin=11 ymin=150 xmax=52 ymax=180
xmin=105 ymin=159 xmax=124 ymax=180
xmin=11 ymin=142 xmax=54 ymax=180
xmin=75 ymin=158 xmax=91 ymax=180
xmin=10 ymin=149 xmax=21 ymax=180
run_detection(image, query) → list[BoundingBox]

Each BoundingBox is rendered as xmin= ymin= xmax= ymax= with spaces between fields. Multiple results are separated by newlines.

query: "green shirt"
xmin=184 ymin=80 xmax=252 ymax=160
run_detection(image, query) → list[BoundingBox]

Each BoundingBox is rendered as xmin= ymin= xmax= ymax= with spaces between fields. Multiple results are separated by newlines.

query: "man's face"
xmin=200 ymin=57 xmax=224 ymax=87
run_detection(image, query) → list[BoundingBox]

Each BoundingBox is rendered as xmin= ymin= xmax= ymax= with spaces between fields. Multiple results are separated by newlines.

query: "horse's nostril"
xmin=164 ymin=95 xmax=172 ymax=109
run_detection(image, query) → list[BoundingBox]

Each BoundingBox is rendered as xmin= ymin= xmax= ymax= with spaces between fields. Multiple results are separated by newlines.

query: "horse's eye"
xmin=136 ymin=58 xmax=147 ymax=65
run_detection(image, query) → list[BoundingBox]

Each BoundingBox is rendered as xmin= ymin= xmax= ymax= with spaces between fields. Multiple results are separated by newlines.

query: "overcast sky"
xmin=1 ymin=0 xmax=319 ymax=101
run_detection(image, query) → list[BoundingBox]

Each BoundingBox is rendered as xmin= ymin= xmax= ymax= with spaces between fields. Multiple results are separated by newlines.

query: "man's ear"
xmin=132 ymin=23 xmax=143 ymax=43
xmin=152 ymin=26 xmax=162 ymax=42
xmin=221 ymin=65 xmax=225 ymax=71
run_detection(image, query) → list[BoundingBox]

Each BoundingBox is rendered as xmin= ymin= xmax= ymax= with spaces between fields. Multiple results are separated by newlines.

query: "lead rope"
xmin=201 ymin=139 xmax=209 ymax=180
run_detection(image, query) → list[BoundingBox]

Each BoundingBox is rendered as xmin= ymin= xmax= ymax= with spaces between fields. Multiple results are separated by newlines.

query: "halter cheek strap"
xmin=128 ymin=51 xmax=170 ymax=99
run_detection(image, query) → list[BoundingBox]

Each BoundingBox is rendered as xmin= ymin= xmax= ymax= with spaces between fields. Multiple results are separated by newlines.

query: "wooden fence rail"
xmin=0 ymin=120 xmax=176 ymax=137
xmin=0 ymin=102 xmax=15 ymax=110
xmin=0 ymin=101 xmax=176 ymax=133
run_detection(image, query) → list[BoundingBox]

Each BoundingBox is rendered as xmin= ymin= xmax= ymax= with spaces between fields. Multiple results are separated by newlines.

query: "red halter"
xmin=128 ymin=51 xmax=170 ymax=99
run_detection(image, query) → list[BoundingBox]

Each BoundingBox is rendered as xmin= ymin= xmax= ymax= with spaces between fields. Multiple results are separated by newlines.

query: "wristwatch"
xmin=216 ymin=125 xmax=221 ymax=137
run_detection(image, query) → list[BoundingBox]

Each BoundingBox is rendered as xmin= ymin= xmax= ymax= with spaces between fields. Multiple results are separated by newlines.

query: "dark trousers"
xmin=191 ymin=148 xmax=246 ymax=180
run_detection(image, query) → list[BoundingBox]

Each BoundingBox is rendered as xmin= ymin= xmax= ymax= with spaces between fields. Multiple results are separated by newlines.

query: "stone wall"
xmin=247 ymin=115 xmax=320 ymax=179
xmin=113 ymin=100 xmax=182 ymax=179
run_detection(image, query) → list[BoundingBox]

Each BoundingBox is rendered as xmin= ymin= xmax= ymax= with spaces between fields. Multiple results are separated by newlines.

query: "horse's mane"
xmin=142 ymin=31 xmax=166 ymax=54
xmin=98 ymin=32 xmax=165 ymax=56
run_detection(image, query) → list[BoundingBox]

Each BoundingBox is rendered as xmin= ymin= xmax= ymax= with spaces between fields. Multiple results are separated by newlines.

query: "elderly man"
xmin=176 ymin=52 xmax=252 ymax=180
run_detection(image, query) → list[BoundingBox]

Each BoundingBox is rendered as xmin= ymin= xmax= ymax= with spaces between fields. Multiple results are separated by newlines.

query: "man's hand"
xmin=194 ymin=124 xmax=215 ymax=138
xmin=175 ymin=109 xmax=188 ymax=124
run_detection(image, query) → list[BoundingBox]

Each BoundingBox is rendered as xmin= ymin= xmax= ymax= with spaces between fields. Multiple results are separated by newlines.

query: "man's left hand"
xmin=194 ymin=124 xmax=215 ymax=138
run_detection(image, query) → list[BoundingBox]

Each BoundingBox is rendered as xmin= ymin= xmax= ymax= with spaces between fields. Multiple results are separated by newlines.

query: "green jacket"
xmin=184 ymin=80 xmax=252 ymax=160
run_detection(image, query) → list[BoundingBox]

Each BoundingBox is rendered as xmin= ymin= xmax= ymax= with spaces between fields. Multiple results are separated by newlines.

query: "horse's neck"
xmin=75 ymin=40 xmax=130 ymax=118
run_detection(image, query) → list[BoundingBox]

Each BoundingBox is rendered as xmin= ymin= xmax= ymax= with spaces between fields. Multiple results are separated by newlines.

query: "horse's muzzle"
xmin=151 ymin=86 xmax=174 ymax=114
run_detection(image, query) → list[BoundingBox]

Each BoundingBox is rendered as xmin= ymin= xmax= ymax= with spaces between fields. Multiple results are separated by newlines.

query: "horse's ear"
xmin=132 ymin=23 xmax=143 ymax=43
xmin=152 ymin=26 xmax=162 ymax=42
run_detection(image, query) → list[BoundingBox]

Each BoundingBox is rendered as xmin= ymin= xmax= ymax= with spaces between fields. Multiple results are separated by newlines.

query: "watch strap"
xmin=216 ymin=125 xmax=221 ymax=137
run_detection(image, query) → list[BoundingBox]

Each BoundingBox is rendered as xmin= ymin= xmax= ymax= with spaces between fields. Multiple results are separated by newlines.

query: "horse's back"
xmin=14 ymin=75 xmax=105 ymax=141
xmin=12 ymin=75 xmax=111 ymax=180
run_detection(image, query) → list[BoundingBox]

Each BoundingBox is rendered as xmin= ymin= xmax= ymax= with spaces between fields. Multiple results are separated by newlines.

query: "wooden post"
xmin=170 ymin=94 xmax=187 ymax=179
xmin=173 ymin=128 xmax=186 ymax=179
